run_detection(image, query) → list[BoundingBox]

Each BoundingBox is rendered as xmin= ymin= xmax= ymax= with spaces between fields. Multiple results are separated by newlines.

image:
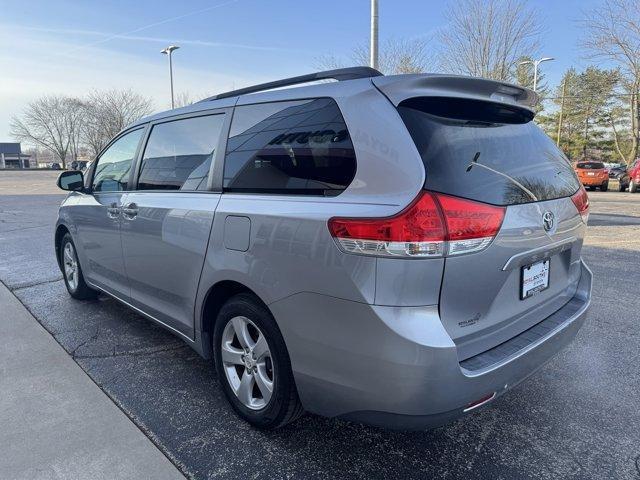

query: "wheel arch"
xmin=54 ymin=224 xmax=71 ymax=270
xmin=198 ymin=280 xmax=271 ymax=359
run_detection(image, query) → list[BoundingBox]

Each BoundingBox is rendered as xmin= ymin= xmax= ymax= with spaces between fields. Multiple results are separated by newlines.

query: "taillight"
xmin=437 ymin=194 xmax=505 ymax=256
xmin=571 ymin=186 xmax=590 ymax=224
xmin=328 ymin=191 xmax=505 ymax=258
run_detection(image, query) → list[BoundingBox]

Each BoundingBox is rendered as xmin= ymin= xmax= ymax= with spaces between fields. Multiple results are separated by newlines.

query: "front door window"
xmin=92 ymin=129 xmax=144 ymax=192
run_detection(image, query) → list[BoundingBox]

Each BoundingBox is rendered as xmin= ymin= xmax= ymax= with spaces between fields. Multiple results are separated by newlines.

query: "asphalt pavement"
xmin=1 ymin=171 xmax=639 ymax=480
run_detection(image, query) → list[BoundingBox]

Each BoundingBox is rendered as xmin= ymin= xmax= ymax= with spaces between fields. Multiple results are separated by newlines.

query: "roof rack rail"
xmin=200 ymin=67 xmax=383 ymax=102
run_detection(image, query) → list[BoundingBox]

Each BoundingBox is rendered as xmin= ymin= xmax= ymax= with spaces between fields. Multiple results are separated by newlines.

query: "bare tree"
xmin=10 ymin=96 xmax=84 ymax=168
xmin=82 ymin=90 xmax=153 ymax=156
xmin=581 ymin=0 xmax=640 ymax=163
xmin=316 ymin=37 xmax=433 ymax=74
xmin=174 ymin=92 xmax=195 ymax=108
xmin=438 ymin=0 xmax=542 ymax=81
xmin=66 ymin=97 xmax=86 ymax=164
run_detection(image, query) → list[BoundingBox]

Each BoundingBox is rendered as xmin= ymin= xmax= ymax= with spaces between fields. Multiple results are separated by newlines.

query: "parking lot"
xmin=1 ymin=170 xmax=639 ymax=480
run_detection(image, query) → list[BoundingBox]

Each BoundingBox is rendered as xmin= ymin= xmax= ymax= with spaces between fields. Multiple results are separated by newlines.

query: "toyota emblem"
xmin=542 ymin=211 xmax=555 ymax=232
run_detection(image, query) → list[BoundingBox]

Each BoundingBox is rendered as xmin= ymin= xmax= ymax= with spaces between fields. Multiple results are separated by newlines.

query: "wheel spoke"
xmin=252 ymin=334 xmax=269 ymax=360
xmin=254 ymin=366 xmax=273 ymax=404
xmin=222 ymin=315 xmax=275 ymax=410
xmin=221 ymin=343 xmax=244 ymax=365
xmin=236 ymin=370 xmax=254 ymax=406
xmin=232 ymin=317 xmax=253 ymax=350
xmin=62 ymin=243 xmax=79 ymax=290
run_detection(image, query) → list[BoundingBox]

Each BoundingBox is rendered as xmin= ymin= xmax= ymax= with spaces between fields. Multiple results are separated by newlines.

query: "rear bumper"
xmin=580 ymin=177 xmax=607 ymax=186
xmin=270 ymin=260 xmax=592 ymax=430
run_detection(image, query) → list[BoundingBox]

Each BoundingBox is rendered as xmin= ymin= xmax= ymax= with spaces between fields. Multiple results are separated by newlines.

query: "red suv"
xmin=629 ymin=159 xmax=640 ymax=193
xmin=575 ymin=161 xmax=609 ymax=191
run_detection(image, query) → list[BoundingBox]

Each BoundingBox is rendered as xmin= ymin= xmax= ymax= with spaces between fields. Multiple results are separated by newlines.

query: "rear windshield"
xmin=576 ymin=162 xmax=605 ymax=169
xmin=398 ymin=97 xmax=580 ymax=206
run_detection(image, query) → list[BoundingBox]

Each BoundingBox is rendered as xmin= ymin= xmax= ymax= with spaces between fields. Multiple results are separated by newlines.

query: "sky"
xmin=0 ymin=0 xmax=606 ymax=140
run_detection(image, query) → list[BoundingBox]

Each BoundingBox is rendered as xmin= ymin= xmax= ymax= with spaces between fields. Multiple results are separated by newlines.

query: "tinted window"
xmin=576 ymin=162 xmax=605 ymax=169
xmin=92 ymin=129 xmax=143 ymax=192
xmin=224 ymin=99 xmax=356 ymax=195
xmin=138 ymin=114 xmax=224 ymax=191
xmin=398 ymin=97 xmax=580 ymax=206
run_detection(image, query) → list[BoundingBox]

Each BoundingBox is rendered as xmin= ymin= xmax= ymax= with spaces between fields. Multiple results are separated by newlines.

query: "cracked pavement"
xmin=1 ymin=172 xmax=639 ymax=479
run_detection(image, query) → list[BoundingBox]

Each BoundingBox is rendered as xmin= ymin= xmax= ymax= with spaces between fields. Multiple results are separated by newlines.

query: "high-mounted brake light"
xmin=328 ymin=191 xmax=505 ymax=258
xmin=571 ymin=186 xmax=589 ymax=224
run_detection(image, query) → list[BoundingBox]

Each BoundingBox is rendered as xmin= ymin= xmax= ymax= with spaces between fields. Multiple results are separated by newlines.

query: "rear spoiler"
xmin=372 ymin=74 xmax=538 ymax=113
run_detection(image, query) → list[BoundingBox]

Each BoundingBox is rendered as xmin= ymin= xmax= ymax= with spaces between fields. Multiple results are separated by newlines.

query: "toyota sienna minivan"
xmin=55 ymin=67 xmax=592 ymax=430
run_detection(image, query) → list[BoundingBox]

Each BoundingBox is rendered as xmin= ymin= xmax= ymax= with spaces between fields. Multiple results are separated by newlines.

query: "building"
xmin=0 ymin=143 xmax=34 ymax=168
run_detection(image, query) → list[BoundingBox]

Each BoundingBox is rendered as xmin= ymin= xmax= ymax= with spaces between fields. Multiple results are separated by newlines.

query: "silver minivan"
xmin=55 ymin=67 xmax=592 ymax=430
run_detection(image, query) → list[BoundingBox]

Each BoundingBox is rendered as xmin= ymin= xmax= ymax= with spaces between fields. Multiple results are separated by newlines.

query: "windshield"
xmin=398 ymin=98 xmax=581 ymax=206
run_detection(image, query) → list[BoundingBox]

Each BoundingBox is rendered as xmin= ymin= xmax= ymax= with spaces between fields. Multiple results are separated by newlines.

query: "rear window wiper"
xmin=465 ymin=152 xmax=538 ymax=202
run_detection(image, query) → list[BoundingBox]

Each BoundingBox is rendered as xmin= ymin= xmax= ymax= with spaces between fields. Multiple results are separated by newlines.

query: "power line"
xmin=543 ymin=93 xmax=638 ymax=101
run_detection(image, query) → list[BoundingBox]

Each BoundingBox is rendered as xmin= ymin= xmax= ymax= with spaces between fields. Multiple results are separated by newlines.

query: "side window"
xmin=137 ymin=114 xmax=224 ymax=191
xmin=223 ymin=98 xmax=356 ymax=195
xmin=92 ymin=129 xmax=143 ymax=192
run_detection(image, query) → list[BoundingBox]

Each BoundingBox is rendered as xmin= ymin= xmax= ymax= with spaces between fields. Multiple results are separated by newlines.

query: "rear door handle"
xmin=107 ymin=202 xmax=120 ymax=218
xmin=122 ymin=202 xmax=138 ymax=219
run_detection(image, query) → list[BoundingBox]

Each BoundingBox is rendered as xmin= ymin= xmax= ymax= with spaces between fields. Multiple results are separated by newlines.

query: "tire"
xmin=60 ymin=233 xmax=98 ymax=300
xmin=600 ymin=182 xmax=608 ymax=192
xmin=213 ymin=293 xmax=304 ymax=429
xmin=630 ymin=180 xmax=638 ymax=193
xmin=618 ymin=181 xmax=625 ymax=192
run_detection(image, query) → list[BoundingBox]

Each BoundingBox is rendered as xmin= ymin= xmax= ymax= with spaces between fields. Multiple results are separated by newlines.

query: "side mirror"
xmin=57 ymin=170 xmax=84 ymax=192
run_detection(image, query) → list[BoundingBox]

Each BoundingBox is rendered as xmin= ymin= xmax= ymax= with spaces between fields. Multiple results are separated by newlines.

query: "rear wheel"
xmin=213 ymin=293 xmax=303 ymax=429
xmin=60 ymin=233 xmax=97 ymax=300
xmin=630 ymin=180 xmax=638 ymax=193
xmin=600 ymin=182 xmax=608 ymax=192
xmin=618 ymin=181 xmax=626 ymax=192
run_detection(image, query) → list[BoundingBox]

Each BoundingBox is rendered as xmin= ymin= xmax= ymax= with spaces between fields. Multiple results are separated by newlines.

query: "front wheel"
xmin=618 ymin=181 xmax=626 ymax=192
xmin=630 ymin=180 xmax=638 ymax=193
xmin=60 ymin=233 xmax=97 ymax=300
xmin=213 ymin=293 xmax=304 ymax=429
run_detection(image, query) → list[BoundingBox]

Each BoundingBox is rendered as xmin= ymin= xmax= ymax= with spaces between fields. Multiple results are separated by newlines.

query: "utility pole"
xmin=161 ymin=45 xmax=180 ymax=109
xmin=370 ymin=0 xmax=379 ymax=70
xmin=557 ymin=79 xmax=566 ymax=147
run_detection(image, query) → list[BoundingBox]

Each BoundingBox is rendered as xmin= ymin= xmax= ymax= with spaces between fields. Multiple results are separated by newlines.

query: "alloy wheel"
xmin=63 ymin=242 xmax=79 ymax=291
xmin=220 ymin=316 xmax=274 ymax=410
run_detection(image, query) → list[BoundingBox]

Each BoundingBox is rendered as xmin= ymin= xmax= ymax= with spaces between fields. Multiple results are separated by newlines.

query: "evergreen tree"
xmin=538 ymin=67 xmax=620 ymax=161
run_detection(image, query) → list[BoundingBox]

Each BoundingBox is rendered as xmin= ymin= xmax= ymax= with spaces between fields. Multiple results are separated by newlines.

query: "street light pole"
xmin=370 ymin=0 xmax=378 ymax=70
xmin=161 ymin=45 xmax=180 ymax=109
xmin=519 ymin=56 xmax=555 ymax=92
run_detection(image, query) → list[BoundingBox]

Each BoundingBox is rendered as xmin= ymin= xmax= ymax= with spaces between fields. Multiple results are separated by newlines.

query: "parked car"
xmin=574 ymin=161 xmax=609 ymax=191
xmin=54 ymin=68 xmax=592 ymax=430
xmin=70 ymin=160 xmax=89 ymax=171
xmin=607 ymin=164 xmax=624 ymax=178
xmin=629 ymin=159 xmax=640 ymax=193
xmin=49 ymin=162 xmax=61 ymax=170
xmin=614 ymin=170 xmax=631 ymax=192
xmin=605 ymin=163 xmax=630 ymax=190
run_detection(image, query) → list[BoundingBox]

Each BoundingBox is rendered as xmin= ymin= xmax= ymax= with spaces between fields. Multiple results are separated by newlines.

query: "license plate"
xmin=521 ymin=260 xmax=550 ymax=299
xmin=587 ymin=172 xmax=595 ymax=176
